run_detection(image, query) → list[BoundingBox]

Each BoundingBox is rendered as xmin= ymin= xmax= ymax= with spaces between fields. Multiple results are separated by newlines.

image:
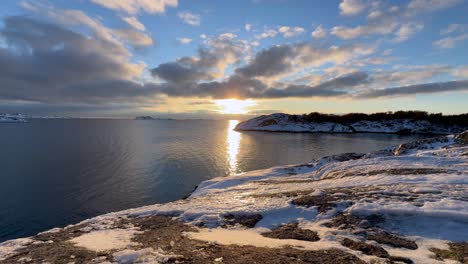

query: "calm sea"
xmin=0 ymin=119 xmax=425 ymax=242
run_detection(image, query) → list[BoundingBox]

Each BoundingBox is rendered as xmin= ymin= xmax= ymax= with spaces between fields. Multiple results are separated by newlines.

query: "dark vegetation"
xmin=430 ymin=242 xmax=468 ymax=263
xmin=285 ymin=111 xmax=468 ymax=126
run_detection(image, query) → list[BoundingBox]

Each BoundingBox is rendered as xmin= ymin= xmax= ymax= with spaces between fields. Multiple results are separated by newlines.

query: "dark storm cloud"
xmin=359 ymin=80 xmax=468 ymax=98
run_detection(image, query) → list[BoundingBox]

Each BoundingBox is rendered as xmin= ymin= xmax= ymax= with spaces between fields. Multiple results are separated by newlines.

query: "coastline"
xmin=1 ymin=132 xmax=467 ymax=263
xmin=235 ymin=113 xmax=468 ymax=135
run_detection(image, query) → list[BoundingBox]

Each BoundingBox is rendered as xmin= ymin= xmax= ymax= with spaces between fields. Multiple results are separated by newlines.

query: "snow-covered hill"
xmin=235 ymin=113 xmax=468 ymax=134
xmin=1 ymin=132 xmax=467 ymax=263
xmin=0 ymin=113 xmax=27 ymax=123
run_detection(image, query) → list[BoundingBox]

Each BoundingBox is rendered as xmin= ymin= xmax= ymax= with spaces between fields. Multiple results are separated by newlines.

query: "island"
xmin=235 ymin=111 xmax=468 ymax=135
xmin=1 ymin=131 xmax=467 ymax=263
xmin=135 ymin=116 xmax=155 ymax=120
xmin=0 ymin=113 xmax=27 ymax=123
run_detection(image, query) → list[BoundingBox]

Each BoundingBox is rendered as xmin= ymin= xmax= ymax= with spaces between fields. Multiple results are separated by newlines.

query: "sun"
xmin=215 ymin=99 xmax=256 ymax=114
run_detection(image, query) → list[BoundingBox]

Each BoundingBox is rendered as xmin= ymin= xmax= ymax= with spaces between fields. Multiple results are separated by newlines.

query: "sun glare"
xmin=215 ymin=99 xmax=256 ymax=114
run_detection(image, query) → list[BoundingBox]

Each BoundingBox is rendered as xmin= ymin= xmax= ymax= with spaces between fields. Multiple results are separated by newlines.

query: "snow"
xmin=1 ymin=132 xmax=467 ymax=263
xmin=235 ymin=113 xmax=466 ymax=134
xmin=186 ymin=228 xmax=337 ymax=250
xmin=0 ymin=238 xmax=32 ymax=260
xmin=70 ymin=228 xmax=140 ymax=251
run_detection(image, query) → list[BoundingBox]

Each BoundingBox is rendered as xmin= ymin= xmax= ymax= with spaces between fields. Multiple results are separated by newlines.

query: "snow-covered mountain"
xmin=235 ymin=113 xmax=468 ymax=134
xmin=0 ymin=113 xmax=27 ymax=123
xmin=1 ymin=132 xmax=467 ymax=263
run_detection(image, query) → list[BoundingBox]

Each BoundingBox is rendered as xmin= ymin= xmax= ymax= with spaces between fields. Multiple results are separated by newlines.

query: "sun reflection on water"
xmin=227 ymin=120 xmax=241 ymax=174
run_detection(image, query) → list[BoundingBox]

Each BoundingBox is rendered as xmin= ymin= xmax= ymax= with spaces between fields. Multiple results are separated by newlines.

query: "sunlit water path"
xmin=0 ymin=119 xmax=426 ymax=242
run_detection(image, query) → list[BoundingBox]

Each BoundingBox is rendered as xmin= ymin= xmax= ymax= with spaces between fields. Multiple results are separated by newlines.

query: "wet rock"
xmin=316 ymin=153 xmax=366 ymax=164
xmin=291 ymin=195 xmax=336 ymax=213
xmin=259 ymin=119 xmax=278 ymax=127
xmin=341 ymin=238 xmax=389 ymax=258
xmin=393 ymin=136 xmax=449 ymax=155
xmin=223 ymin=213 xmax=263 ymax=228
xmin=367 ymin=231 xmax=418 ymax=250
xmin=388 ymin=256 xmax=414 ymax=263
xmin=455 ymin=130 xmax=468 ymax=145
xmin=261 ymin=223 xmax=320 ymax=242
xmin=324 ymin=213 xmax=385 ymax=229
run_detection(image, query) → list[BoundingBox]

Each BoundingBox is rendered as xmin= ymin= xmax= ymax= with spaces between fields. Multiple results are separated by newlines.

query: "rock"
xmin=261 ymin=223 xmax=320 ymax=242
xmin=341 ymin=238 xmax=389 ymax=258
xmin=455 ymin=130 xmax=468 ymax=145
xmin=223 ymin=213 xmax=263 ymax=228
xmin=259 ymin=119 xmax=278 ymax=127
xmin=366 ymin=231 xmax=418 ymax=250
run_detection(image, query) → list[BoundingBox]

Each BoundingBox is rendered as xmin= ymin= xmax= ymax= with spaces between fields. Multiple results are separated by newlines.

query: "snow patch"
xmin=70 ymin=229 xmax=140 ymax=252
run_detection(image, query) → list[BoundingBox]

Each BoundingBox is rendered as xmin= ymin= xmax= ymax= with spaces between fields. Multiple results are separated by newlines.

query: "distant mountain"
xmin=0 ymin=113 xmax=27 ymax=123
xmin=235 ymin=111 xmax=468 ymax=134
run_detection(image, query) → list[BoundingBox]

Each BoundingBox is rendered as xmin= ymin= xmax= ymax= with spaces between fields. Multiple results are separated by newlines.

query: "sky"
xmin=0 ymin=0 xmax=467 ymax=118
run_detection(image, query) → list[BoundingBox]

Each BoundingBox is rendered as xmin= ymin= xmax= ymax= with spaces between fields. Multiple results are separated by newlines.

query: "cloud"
xmin=332 ymin=0 xmax=462 ymax=40
xmin=311 ymin=25 xmax=327 ymax=38
xmin=433 ymin=34 xmax=468 ymax=49
xmin=331 ymin=22 xmax=397 ymax=40
xmin=406 ymin=0 xmax=462 ymax=14
xmin=114 ymin=28 xmax=153 ymax=46
xmin=434 ymin=23 xmax=468 ymax=49
xmin=339 ymin=0 xmax=367 ymax=16
xmin=368 ymin=65 xmax=453 ymax=87
xmin=261 ymin=72 xmax=368 ymax=98
xmin=255 ymin=29 xmax=278 ymax=39
xmin=452 ymin=66 xmax=468 ymax=78
xmin=440 ymin=24 xmax=467 ymax=35
xmin=1 ymin=14 xmax=466 ymax=113
xmin=178 ymin=37 xmax=193 ymax=44
xmin=393 ymin=23 xmax=424 ymax=42
xmin=148 ymin=41 xmax=378 ymax=100
xmin=278 ymin=26 xmax=305 ymax=38
xmin=90 ymin=0 xmax=178 ymax=15
xmin=151 ymin=34 xmax=249 ymax=82
xmin=245 ymin=23 xmax=252 ymax=32
xmin=122 ymin=16 xmax=145 ymax=31
xmin=219 ymin=33 xmax=237 ymax=40
xmin=21 ymin=1 xmax=153 ymax=48
xmin=232 ymin=43 xmax=374 ymax=85
xmin=178 ymin=11 xmax=201 ymax=26
xmin=236 ymin=45 xmax=295 ymax=78
xmin=359 ymin=80 xmax=468 ymax=98
xmin=0 ymin=16 xmax=149 ymax=105
xmin=187 ymin=101 xmax=215 ymax=105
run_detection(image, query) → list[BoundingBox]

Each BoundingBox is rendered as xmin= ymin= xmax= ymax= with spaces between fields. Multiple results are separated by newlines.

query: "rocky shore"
xmin=235 ymin=113 xmax=468 ymax=134
xmin=1 ymin=132 xmax=467 ymax=264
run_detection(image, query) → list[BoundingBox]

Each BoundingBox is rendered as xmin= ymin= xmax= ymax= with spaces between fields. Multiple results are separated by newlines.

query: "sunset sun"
xmin=215 ymin=99 xmax=256 ymax=114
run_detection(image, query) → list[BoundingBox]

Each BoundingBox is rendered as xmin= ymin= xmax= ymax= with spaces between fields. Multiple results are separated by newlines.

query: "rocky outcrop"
xmin=235 ymin=113 xmax=468 ymax=134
